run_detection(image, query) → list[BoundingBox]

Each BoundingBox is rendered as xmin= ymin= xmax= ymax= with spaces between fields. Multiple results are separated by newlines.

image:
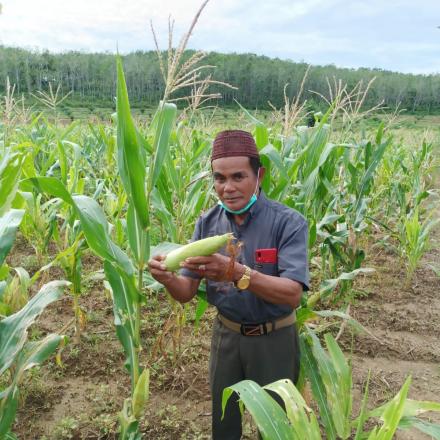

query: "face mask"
xmin=218 ymin=168 xmax=260 ymax=215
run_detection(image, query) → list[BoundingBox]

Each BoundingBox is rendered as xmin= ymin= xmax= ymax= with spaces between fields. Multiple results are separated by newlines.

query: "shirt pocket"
xmin=253 ymin=262 xmax=278 ymax=276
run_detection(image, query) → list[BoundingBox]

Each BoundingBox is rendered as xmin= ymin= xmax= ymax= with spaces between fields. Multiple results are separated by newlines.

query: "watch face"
xmin=237 ymin=266 xmax=251 ymax=290
xmin=237 ymin=277 xmax=250 ymax=289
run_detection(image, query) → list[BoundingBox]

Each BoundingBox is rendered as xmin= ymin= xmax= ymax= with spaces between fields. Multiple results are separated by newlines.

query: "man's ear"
xmin=258 ymin=167 xmax=266 ymax=184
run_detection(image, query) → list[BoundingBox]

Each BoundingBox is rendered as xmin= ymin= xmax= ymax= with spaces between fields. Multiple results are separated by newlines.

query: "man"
xmin=148 ymin=129 xmax=309 ymax=439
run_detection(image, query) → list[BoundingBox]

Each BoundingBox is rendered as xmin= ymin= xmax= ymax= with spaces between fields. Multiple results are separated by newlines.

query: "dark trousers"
xmin=209 ymin=316 xmax=300 ymax=440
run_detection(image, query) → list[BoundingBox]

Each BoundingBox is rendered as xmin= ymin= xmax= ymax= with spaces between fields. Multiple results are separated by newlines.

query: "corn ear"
xmin=164 ymin=233 xmax=234 ymax=271
xmin=132 ymin=368 xmax=150 ymax=419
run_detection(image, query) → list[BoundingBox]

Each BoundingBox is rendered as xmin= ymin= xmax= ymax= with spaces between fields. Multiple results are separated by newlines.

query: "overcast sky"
xmin=1 ymin=0 xmax=439 ymax=74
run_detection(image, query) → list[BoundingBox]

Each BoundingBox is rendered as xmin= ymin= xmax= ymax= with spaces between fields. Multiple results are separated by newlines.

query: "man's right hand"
xmin=148 ymin=255 xmax=176 ymax=285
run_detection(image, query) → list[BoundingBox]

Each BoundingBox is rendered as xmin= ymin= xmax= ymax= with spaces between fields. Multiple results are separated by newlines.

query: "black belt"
xmin=218 ymin=312 xmax=296 ymax=336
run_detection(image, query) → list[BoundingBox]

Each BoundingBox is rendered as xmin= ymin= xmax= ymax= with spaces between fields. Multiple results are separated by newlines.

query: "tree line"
xmin=0 ymin=45 xmax=439 ymax=112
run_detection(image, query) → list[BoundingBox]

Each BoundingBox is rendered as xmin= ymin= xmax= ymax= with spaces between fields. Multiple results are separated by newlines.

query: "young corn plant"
xmin=20 ymin=56 xmax=177 ymax=438
xmin=0 ymin=209 xmax=26 ymax=317
xmin=15 ymin=191 xmax=59 ymax=265
xmin=0 ymin=280 xmax=69 ymax=439
xmin=149 ymin=126 xmax=213 ymax=361
xmin=111 ymin=56 xmax=176 ymax=437
xmin=222 ymin=334 xmax=440 ymax=440
xmin=52 ymin=227 xmax=87 ymax=343
xmin=20 ymin=176 xmax=143 ymax=437
xmin=0 ymin=180 xmax=69 ymax=434
xmin=399 ymin=208 xmax=439 ymax=284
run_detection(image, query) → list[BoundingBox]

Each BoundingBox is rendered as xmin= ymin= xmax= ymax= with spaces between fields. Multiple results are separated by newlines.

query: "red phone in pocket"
xmin=255 ymin=248 xmax=278 ymax=264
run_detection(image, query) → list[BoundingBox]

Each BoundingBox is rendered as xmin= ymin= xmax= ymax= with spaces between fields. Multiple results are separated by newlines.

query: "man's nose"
xmin=223 ymin=179 xmax=235 ymax=192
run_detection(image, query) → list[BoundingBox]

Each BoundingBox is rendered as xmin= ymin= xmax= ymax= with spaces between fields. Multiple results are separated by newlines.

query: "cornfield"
xmin=1 ymin=55 xmax=440 ymax=439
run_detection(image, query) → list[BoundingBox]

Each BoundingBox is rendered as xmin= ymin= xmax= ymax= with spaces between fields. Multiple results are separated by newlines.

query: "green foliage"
xmin=0 ymin=281 xmax=68 ymax=438
xmin=0 ymin=152 xmax=24 ymax=217
xmin=399 ymin=208 xmax=439 ymax=282
xmin=116 ymin=57 xmax=149 ymax=231
xmin=1 ymin=49 xmax=438 ymax=438
xmin=224 ymin=336 xmax=440 ymax=440
xmin=2 ymin=46 xmax=440 ymax=112
xmin=0 ymin=210 xmax=24 ymax=268
xmin=223 ymin=380 xmax=293 ymax=439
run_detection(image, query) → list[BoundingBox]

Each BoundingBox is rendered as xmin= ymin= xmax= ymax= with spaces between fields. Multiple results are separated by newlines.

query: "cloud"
xmin=0 ymin=0 xmax=439 ymax=73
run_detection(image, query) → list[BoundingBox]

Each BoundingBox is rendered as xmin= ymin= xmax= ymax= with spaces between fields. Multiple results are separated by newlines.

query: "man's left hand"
xmin=180 ymin=253 xmax=241 ymax=282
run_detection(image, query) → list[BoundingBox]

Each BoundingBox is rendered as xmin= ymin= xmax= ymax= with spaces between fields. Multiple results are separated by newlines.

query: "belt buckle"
xmin=240 ymin=323 xmax=267 ymax=336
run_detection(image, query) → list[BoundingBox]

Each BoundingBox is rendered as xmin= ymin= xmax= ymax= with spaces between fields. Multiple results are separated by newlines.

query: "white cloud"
xmin=0 ymin=0 xmax=439 ymax=73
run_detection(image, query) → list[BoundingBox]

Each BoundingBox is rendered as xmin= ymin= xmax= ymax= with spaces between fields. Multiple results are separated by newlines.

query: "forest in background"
xmin=1 ymin=45 xmax=439 ymax=112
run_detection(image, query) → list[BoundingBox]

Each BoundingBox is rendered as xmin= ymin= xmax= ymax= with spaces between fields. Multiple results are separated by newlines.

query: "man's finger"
xmin=184 ymin=256 xmax=213 ymax=265
xmin=149 ymin=260 xmax=167 ymax=271
xmin=151 ymin=254 xmax=166 ymax=261
xmin=180 ymin=262 xmax=202 ymax=271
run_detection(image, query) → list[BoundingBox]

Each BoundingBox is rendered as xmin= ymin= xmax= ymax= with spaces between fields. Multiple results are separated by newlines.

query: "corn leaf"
xmin=0 ymin=280 xmax=68 ymax=375
xmin=13 ymin=334 xmax=67 ymax=385
xmin=116 ymin=56 xmax=149 ymax=230
xmin=354 ymin=371 xmax=371 ymax=440
xmin=132 ymin=368 xmax=150 ymax=419
xmin=367 ymin=398 xmax=440 ymax=419
xmin=255 ymin=124 xmax=269 ymax=150
xmin=20 ymin=177 xmax=73 ymax=204
xmin=307 ymin=329 xmax=351 ymax=438
xmin=150 ymin=188 xmax=177 ymax=243
xmin=264 ymin=379 xmax=322 ymax=440
xmin=223 ymin=380 xmax=293 ymax=440
xmin=194 ymin=285 xmax=208 ymax=329
xmin=56 ymin=140 xmax=68 ymax=184
xmin=0 ymin=385 xmax=18 ymax=438
xmin=72 ymin=195 xmax=134 ymax=276
xmin=299 ymin=333 xmax=337 ymax=440
xmin=0 ymin=210 xmax=25 ymax=267
xmin=126 ymin=203 xmax=150 ymax=266
xmin=260 ymin=144 xmax=289 ymax=181
xmin=398 ymin=417 xmax=440 ymax=439
xmin=104 ymin=261 xmax=140 ymax=387
xmin=354 ymin=138 xmax=390 ymax=212
xmin=366 ymin=376 xmax=411 ymax=440
xmin=22 ymin=177 xmax=134 ymax=275
xmin=0 ymin=151 xmax=23 ymax=216
xmin=148 ymin=102 xmax=177 ymax=191
xmin=317 ymin=268 xmax=375 ymax=300
xmin=324 ymin=334 xmax=352 ymax=437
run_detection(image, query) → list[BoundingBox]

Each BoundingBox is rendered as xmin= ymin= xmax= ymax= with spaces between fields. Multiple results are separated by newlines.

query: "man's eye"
xmin=233 ymin=174 xmax=246 ymax=181
xmin=214 ymin=176 xmax=225 ymax=183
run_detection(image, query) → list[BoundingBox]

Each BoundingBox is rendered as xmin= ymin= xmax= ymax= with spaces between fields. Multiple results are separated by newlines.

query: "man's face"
xmin=211 ymin=156 xmax=259 ymax=212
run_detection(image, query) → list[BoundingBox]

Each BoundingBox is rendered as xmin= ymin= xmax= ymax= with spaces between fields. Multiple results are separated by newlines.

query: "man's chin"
xmin=224 ymin=200 xmax=245 ymax=211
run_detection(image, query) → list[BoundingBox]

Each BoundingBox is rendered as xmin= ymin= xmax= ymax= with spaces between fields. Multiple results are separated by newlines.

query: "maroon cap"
xmin=212 ymin=130 xmax=259 ymax=161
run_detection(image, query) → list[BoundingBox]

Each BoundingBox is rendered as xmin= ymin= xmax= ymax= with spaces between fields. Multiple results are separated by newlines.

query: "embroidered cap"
xmin=212 ymin=130 xmax=259 ymax=161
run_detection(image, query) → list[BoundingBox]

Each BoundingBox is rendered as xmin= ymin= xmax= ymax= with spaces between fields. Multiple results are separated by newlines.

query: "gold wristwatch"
xmin=236 ymin=265 xmax=252 ymax=290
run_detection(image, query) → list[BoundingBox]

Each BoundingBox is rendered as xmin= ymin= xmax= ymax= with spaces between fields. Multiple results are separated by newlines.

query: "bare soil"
xmin=342 ymin=225 xmax=440 ymax=440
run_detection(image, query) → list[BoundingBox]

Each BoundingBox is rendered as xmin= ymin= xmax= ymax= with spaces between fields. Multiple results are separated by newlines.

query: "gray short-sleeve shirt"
xmin=181 ymin=192 xmax=309 ymax=323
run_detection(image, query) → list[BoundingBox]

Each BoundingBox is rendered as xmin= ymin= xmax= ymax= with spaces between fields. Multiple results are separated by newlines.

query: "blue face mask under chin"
xmin=218 ymin=193 xmax=257 ymax=215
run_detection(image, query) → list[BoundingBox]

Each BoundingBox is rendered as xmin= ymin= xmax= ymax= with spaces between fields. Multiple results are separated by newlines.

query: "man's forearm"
xmin=233 ymin=263 xmax=302 ymax=308
xmin=161 ymin=274 xmax=199 ymax=303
